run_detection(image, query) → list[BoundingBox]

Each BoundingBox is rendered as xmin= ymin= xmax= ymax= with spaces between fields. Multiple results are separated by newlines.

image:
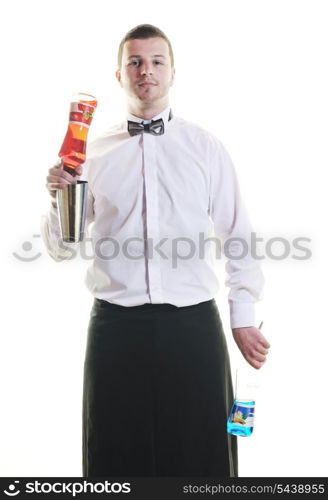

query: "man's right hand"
xmin=46 ymin=160 xmax=83 ymax=206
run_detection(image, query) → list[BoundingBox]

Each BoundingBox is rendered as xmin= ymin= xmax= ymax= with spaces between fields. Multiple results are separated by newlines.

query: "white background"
xmin=1 ymin=0 xmax=327 ymax=477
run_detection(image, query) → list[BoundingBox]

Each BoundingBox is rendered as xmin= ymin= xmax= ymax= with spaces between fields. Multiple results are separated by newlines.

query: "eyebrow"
xmin=127 ymin=54 xmax=166 ymax=59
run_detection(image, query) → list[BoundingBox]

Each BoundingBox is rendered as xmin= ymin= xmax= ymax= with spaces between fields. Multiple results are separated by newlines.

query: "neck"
xmin=127 ymin=98 xmax=170 ymax=120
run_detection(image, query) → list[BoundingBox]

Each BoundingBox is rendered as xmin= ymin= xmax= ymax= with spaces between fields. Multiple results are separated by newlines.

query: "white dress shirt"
xmin=41 ymin=106 xmax=264 ymax=329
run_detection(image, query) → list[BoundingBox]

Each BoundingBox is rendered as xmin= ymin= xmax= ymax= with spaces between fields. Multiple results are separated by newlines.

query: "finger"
xmin=262 ymin=340 xmax=271 ymax=349
xmin=58 ymin=165 xmax=83 ymax=178
xmin=258 ymin=333 xmax=270 ymax=349
xmin=256 ymin=344 xmax=269 ymax=355
xmin=48 ymin=180 xmax=70 ymax=188
xmin=48 ymin=170 xmax=78 ymax=183
xmin=47 ymin=181 xmax=71 ymax=191
xmin=249 ymin=358 xmax=266 ymax=370
xmin=53 ymin=160 xmax=82 ymax=175
xmin=253 ymin=352 xmax=266 ymax=362
xmin=61 ymin=163 xmax=83 ymax=176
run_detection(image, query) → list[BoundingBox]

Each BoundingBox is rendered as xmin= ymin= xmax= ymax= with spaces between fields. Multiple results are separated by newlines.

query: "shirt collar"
xmin=126 ymin=106 xmax=172 ymax=125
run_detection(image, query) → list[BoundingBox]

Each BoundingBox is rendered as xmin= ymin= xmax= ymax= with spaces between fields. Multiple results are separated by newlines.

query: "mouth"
xmin=138 ymin=82 xmax=157 ymax=87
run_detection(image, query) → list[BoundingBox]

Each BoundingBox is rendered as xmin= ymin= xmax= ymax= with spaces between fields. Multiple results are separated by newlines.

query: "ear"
xmin=115 ymin=69 xmax=122 ymax=87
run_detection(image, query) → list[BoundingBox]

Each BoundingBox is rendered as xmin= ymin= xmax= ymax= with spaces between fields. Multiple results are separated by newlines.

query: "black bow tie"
xmin=128 ymin=118 xmax=164 ymax=136
xmin=127 ymin=109 xmax=173 ymax=137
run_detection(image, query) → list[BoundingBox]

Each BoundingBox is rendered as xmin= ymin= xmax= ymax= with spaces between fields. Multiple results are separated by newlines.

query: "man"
xmin=43 ymin=24 xmax=270 ymax=477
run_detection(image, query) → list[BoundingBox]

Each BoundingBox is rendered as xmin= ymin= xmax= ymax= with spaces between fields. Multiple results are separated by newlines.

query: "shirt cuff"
xmin=229 ymin=301 xmax=255 ymax=329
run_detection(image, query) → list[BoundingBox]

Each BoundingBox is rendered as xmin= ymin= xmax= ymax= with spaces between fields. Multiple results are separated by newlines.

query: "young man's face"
xmin=116 ymin=37 xmax=175 ymax=105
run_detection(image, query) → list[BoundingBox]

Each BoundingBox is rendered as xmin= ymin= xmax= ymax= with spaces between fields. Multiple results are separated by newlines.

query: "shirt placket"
xmin=142 ymin=133 xmax=164 ymax=303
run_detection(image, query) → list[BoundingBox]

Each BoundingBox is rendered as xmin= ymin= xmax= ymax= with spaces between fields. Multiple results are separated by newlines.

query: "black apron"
xmin=82 ymin=298 xmax=238 ymax=477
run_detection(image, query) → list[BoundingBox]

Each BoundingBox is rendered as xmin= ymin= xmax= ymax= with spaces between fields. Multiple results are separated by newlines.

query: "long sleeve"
xmin=209 ymin=139 xmax=264 ymax=329
xmin=40 ymin=186 xmax=95 ymax=262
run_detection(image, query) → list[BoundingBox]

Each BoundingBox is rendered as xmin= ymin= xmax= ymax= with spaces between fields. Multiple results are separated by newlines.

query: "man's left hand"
xmin=232 ymin=326 xmax=270 ymax=369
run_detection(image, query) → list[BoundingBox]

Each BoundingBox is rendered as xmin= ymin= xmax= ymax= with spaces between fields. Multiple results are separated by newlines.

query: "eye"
xmin=154 ymin=60 xmax=163 ymax=65
xmin=128 ymin=60 xmax=140 ymax=66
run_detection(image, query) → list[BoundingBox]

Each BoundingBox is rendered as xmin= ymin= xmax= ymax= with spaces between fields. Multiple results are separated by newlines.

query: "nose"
xmin=140 ymin=61 xmax=153 ymax=76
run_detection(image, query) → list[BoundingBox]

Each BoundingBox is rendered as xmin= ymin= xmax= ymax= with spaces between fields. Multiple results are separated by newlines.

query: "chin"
xmin=137 ymin=93 xmax=160 ymax=104
xmin=137 ymin=87 xmax=160 ymax=97
xmin=138 ymin=98 xmax=158 ymax=105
